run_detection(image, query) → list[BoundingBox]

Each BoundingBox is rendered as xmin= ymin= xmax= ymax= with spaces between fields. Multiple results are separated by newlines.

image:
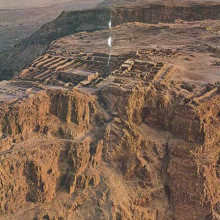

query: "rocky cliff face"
xmin=0 ymin=81 xmax=220 ymax=220
xmin=0 ymin=0 xmax=220 ymax=219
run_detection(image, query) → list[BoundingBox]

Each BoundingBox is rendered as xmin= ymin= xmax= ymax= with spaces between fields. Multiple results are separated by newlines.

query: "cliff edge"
xmin=0 ymin=1 xmax=220 ymax=219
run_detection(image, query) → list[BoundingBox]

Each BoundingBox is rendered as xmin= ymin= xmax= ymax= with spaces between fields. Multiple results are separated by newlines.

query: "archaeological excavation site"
xmin=0 ymin=0 xmax=220 ymax=219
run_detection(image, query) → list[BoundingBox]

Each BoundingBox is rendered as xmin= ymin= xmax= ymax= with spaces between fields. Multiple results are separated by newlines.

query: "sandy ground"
xmin=51 ymin=20 xmax=220 ymax=84
xmin=0 ymin=0 xmax=104 ymax=52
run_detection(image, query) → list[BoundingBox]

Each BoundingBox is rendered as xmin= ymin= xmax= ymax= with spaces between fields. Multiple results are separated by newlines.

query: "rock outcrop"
xmin=0 ymin=0 xmax=220 ymax=219
xmin=0 ymin=81 xmax=220 ymax=219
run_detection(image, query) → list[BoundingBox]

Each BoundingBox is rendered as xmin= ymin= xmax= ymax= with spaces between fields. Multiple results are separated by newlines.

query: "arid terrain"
xmin=0 ymin=0 xmax=103 ymax=52
xmin=0 ymin=0 xmax=220 ymax=220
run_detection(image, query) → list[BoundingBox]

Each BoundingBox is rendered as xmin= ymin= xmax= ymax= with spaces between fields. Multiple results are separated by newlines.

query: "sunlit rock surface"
xmin=0 ymin=0 xmax=220 ymax=219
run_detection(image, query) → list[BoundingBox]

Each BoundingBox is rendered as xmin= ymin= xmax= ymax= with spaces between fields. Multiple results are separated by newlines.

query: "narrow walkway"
xmin=0 ymin=149 xmax=12 ymax=156
xmin=0 ymin=130 xmax=93 ymax=158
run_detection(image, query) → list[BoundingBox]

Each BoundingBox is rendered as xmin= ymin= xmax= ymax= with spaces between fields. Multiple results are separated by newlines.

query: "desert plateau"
xmin=0 ymin=0 xmax=220 ymax=219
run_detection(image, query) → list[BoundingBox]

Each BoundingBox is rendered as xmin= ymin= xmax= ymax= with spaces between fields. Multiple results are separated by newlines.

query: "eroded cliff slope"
xmin=0 ymin=1 xmax=220 ymax=220
xmin=0 ymin=79 xmax=220 ymax=220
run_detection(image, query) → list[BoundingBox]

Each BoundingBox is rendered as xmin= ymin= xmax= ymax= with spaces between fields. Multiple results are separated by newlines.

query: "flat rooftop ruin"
xmin=60 ymin=69 xmax=98 ymax=84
